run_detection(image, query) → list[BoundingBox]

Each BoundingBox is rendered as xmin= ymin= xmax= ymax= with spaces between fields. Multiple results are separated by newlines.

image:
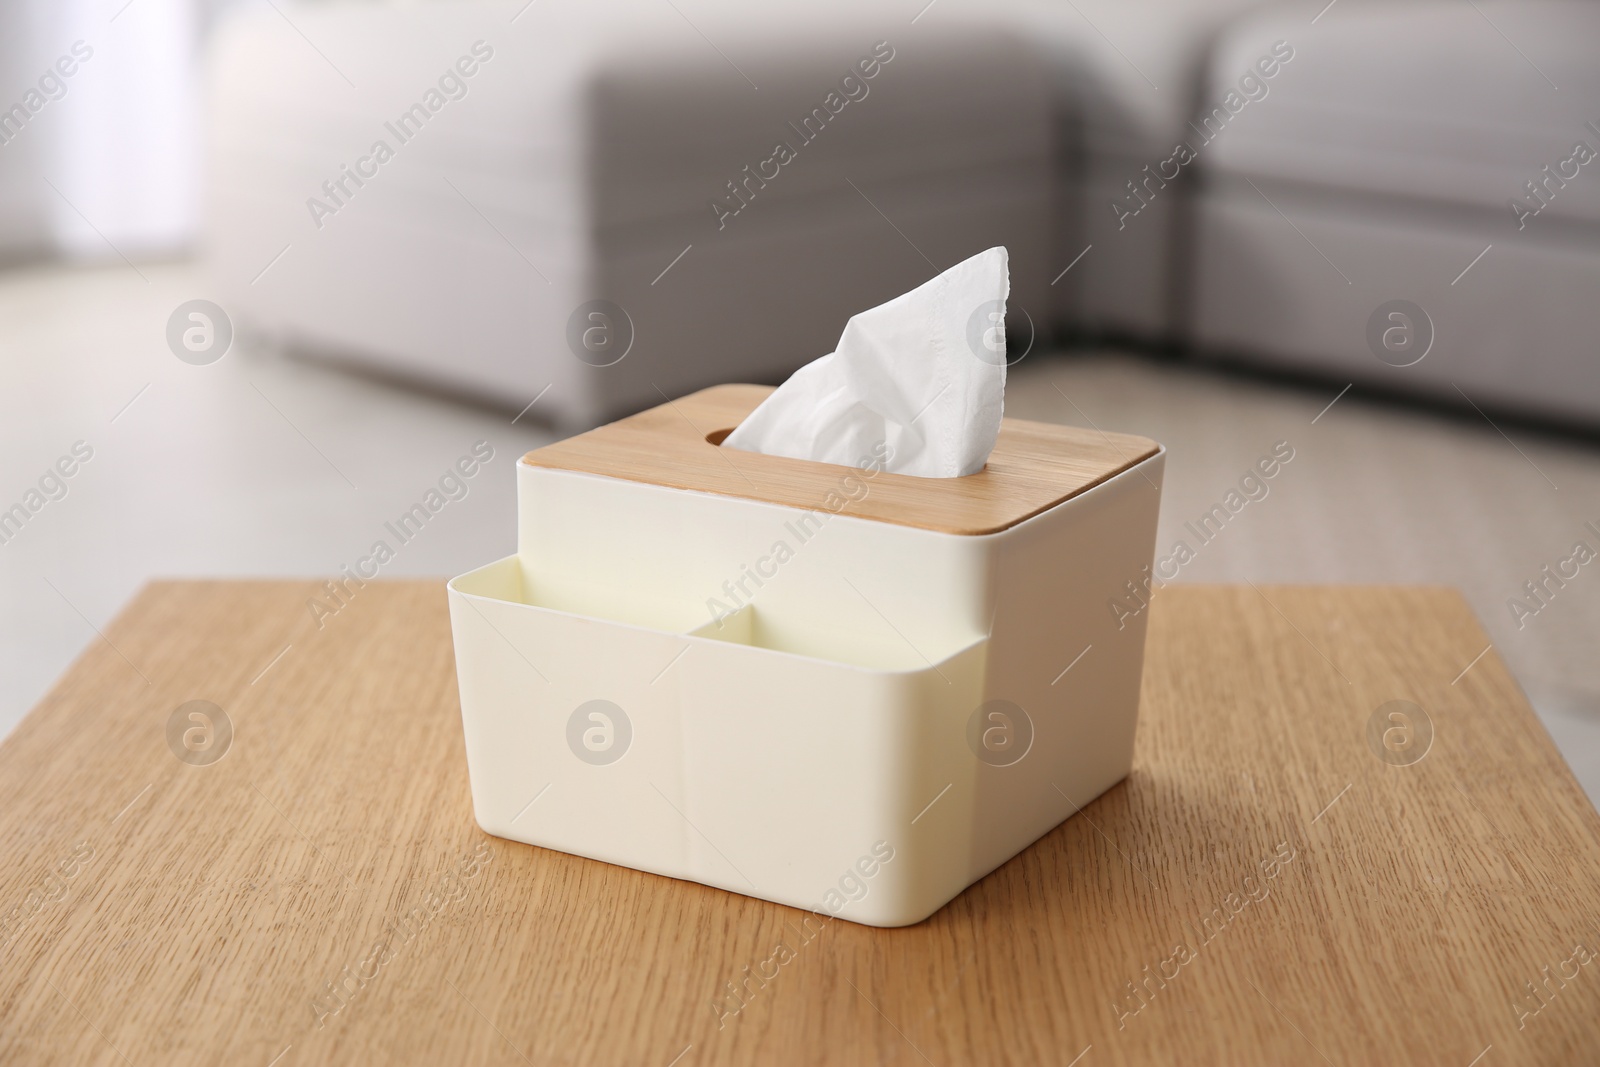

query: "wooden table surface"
xmin=2 ymin=582 xmax=1597 ymax=1066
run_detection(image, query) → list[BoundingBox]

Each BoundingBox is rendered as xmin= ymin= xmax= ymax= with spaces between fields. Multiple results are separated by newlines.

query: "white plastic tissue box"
xmin=448 ymin=385 xmax=1164 ymax=926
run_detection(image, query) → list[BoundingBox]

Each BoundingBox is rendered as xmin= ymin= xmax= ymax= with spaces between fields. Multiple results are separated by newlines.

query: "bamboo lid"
xmin=522 ymin=384 xmax=1159 ymax=536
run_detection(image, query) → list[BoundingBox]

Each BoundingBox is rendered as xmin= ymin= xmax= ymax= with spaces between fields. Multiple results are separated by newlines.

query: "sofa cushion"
xmin=1200 ymin=0 xmax=1600 ymax=227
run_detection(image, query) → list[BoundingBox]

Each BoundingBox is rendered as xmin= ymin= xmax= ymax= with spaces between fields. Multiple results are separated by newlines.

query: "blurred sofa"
xmin=989 ymin=0 xmax=1266 ymax=343
xmin=1188 ymin=0 xmax=1600 ymax=426
xmin=205 ymin=2 xmax=1053 ymax=427
xmin=205 ymin=0 xmax=1600 ymax=428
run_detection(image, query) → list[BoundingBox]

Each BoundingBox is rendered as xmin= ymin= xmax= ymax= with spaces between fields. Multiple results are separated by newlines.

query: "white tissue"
xmin=723 ymin=246 xmax=1009 ymax=478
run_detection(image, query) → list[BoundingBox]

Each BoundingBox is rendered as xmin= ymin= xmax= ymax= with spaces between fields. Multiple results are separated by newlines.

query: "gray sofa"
xmin=1187 ymin=0 xmax=1600 ymax=427
xmin=205 ymin=2 xmax=1054 ymax=427
xmin=205 ymin=0 xmax=1600 ymax=428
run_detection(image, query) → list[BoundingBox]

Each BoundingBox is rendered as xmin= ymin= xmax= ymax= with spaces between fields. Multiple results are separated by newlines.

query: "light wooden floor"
xmin=3 ymin=261 xmax=1598 ymax=797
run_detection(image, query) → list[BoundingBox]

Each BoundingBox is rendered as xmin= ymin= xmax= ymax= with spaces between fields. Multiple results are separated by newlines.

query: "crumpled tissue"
xmin=723 ymin=246 xmax=1009 ymax=478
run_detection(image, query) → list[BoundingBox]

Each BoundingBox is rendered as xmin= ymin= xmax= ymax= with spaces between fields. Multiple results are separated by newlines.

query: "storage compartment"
xmin=448 ymin=553 xmax=990 ymax=925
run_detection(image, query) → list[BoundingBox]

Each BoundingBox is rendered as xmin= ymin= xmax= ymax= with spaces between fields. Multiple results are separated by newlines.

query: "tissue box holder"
xmin=448 ymin=385 xmax=1164 ymax=926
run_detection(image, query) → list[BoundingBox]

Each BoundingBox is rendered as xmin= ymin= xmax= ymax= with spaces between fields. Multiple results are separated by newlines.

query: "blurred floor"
xmin=0 ymin=260 xmax=560 ymax=746
xmin=3 ymin=261 xmax=1598 ymax=802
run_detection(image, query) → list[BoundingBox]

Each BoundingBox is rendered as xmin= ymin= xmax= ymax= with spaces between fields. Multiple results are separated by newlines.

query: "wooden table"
xmin=2 ymin=583 xmax=1597 ymax=1066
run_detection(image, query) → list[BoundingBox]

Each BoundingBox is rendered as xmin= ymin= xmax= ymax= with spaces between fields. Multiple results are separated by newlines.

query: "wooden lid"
xmin=522 ymin=384 xmax=1159 ymax=536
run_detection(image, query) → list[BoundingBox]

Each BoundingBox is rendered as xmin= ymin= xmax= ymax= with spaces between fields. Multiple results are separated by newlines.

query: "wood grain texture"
xmin=2 ymin=582 xmax=1599 ymax=1066
xmin=523 ymin=384 xmax=1161 ymax=535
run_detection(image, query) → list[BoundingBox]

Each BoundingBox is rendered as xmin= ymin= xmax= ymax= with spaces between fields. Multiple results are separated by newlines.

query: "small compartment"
xmin=689 ymin=604 xmax=980 ymax=673
xmin=455 ymin=548 xmax=708 ymax=636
